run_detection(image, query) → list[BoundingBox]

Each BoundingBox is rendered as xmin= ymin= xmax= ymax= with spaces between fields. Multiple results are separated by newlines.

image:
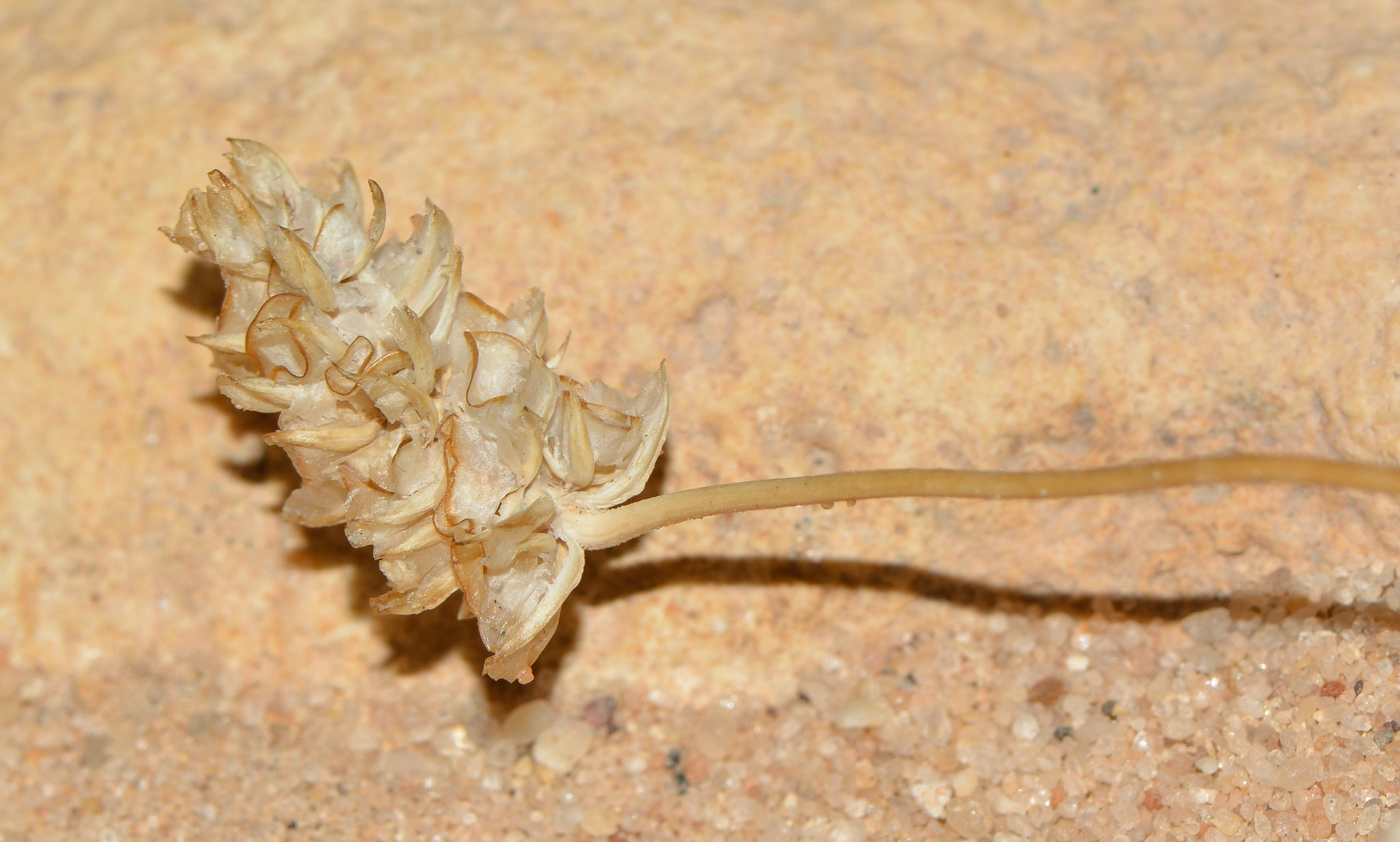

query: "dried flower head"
xmin=171 ymin=142 xmax=1400 ymax=686
xmin=166 ymin=140 xmax=669 ymax=682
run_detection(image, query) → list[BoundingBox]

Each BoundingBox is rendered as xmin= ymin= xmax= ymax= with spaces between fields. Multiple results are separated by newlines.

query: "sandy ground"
xmin=5 ymin=1 xmax=1400 ymax=839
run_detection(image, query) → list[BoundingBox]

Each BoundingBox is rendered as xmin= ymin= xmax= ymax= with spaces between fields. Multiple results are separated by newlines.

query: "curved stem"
xmin=566 ymin=454 xmax=1400 ymax=550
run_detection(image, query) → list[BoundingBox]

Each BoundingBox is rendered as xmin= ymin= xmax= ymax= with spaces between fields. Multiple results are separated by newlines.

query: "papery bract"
xmin=166 ymin=141 xmax=670 ymax=683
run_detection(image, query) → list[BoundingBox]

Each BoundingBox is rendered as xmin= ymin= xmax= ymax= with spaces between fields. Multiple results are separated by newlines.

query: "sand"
xmin=4 ymin=1 xmax=1400 ymax=839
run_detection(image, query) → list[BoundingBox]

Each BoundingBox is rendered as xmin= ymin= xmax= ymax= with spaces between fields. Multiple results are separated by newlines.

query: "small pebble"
xmin=1011 ymin=711 xmax=1040 ymax=741
xmin=1027 ymin=677 xmax=1067 ymax=707
xmin=833 ymin=682 xmax=892 ymax=729
xmin=1250 ymin=625 xmax=1288 ymax=650
xmin=1143 ymin=788 xmax=1164 ymax=811
xmin=1040 ymin=613 xmax=1075 ymax=647
xmin=944 ymin=797 xmax=991 ymax=840
xmin=1275 ymin=756 xmax=1322 ymax=792
xmin=499 ymin=700 xmax=556 ymax=746
xmin=1181 ymin=607 xmax=1232 ymax=643
xmin=582 ymin=696 xmax=618 ymax=730
xmin=909 ymin=780 xmax=952 ymax=819
xmin=1213 ymin=808 xmax=1244 ymax=836
xmin=532 ymin=717 xmax=594 ymax=774
xmin=1185 ymin=645 xmax=1222 ymax=673
xmin=1162 ymin=717 xmax=1197 ymax=741
xmin=1356 ymin=799 xmax=1383 ymax=835
xmin=579 ymin=806 xmax=616 ymax=837
xmin=485 ymin=739 xmax=518 ymax=769
xmin=431 ymin=725 xmax=472 ymax=759
xmin=951 ymin=768 xmax=978 ymax=798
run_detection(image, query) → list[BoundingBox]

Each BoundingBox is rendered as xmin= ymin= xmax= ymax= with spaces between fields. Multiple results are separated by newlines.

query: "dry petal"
xmin=169 ymin=141 xmax=671 ymax=682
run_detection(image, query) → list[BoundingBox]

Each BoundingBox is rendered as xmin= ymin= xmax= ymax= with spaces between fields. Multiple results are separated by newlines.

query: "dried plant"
xmin=169 ymin=141 xmax=1400 ymax=683
xmin=165 ymin=140 xmax=667 ymax=682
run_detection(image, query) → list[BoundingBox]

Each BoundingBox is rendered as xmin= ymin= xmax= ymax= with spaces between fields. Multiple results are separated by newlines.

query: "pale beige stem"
xmin=566 ymin=455 xmax=1400 ymax=550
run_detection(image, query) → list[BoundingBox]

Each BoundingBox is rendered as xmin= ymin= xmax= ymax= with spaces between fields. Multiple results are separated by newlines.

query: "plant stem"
xmin=566 ymin=454 xmax=1400 ymax=550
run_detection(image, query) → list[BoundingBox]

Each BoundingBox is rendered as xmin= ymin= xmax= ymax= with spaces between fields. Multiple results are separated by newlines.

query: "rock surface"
xmin=4 ymin=1 xmax=1400 ymax=839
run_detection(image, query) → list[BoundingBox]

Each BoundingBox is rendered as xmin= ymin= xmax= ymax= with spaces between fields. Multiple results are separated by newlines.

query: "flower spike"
xmin=167 ymin=140 xmax=670 ymax=683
